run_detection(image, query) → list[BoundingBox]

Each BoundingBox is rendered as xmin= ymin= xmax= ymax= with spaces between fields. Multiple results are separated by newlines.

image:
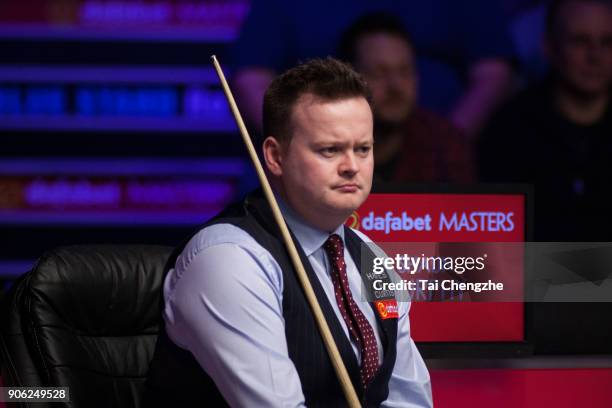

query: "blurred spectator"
xmin=479 ymin=0 xmax=612 ymax=242
xmin=484 ymin=0 xmax=612 ymax=357
xmin=229 ymin=0 xmax=516 ymax=138
xmin=338 ymin=13 xmax=475 ymax=184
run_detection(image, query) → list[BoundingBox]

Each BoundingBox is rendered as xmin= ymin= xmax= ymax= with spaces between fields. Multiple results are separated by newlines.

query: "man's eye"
xmin=356 ymin=146 xmax=372 ymax=154
xmin=320 ymin=147 xmax=338 ymax=155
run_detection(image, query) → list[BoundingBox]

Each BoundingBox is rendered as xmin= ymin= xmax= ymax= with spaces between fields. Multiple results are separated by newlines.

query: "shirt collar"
xmin=277 ymin=196 xmax=345 ymax=257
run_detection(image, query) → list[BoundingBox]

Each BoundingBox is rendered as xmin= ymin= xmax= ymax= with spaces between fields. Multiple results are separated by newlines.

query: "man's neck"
xmin=273 ymin=185 xmax=345 ymax=233
xmin=554 ymin=85 xmax=609 ymax=126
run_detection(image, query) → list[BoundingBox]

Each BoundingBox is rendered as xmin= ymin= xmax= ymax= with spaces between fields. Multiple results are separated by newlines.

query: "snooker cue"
xmin=211 ymin=55 xmax=361 ymax=408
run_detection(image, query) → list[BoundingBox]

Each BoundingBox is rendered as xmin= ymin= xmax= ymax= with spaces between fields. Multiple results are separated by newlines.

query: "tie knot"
xmin=324 ymin=233 xmax=344 ymax=259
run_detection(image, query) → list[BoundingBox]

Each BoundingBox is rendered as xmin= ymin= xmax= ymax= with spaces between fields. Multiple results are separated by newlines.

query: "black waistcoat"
xmin=146 ymin=191 xmax=398 ymax=407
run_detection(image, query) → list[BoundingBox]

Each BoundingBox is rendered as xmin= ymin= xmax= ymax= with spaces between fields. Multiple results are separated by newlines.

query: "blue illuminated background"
xmin=0 ymin=0 xmax=253 ymax=282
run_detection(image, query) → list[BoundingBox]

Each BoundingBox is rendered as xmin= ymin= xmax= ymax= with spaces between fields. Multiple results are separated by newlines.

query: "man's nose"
xmin=339 ymin=151 xmax=359 ymax=175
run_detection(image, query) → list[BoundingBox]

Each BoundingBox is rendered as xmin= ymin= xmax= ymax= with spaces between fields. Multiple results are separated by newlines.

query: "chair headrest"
xmin=29 ymin=245 xmax=173 ymax=335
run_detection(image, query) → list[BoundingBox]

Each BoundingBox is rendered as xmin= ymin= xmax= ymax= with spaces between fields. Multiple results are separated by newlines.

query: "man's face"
xmin=547 ymin=1 xmax=612 ymax=97
xmin=269 ymin=94 xmax=374 ymax=231
xmin=354 ymin=33 xmax=417 ymax=125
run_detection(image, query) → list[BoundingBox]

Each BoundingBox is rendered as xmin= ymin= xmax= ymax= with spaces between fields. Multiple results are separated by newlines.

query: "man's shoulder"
xmin=169 ymin=222 xmax=285 ymax=295
xmin=186 ymin=223 xmax=265 ymax=253
xmin=192 ymin=222 xmax=256 ymax=243
xmin=177 ymin=223 xmax=270 ymax=270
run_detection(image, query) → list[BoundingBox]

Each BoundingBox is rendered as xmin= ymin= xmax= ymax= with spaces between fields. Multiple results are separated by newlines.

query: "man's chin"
xmin=327 ymin=194 xmax=366 ymax=214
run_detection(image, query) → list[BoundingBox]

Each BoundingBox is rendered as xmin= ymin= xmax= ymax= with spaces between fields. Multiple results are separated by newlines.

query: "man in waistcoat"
xmin=146 ymin=58 xmax=432 ymax=407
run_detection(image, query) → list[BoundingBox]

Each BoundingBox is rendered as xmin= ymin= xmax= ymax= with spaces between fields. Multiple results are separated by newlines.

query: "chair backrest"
xmin=0 ymin=245 xmax=173 ymax=407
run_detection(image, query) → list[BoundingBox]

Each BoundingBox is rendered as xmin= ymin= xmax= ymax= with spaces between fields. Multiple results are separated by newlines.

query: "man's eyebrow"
xmin=312 ymin=140 xmax=348 ymax=146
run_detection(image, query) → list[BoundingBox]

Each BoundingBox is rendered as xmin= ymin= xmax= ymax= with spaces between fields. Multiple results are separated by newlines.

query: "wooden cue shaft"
xmin=211 ymin=55 xmax=361 ymax=408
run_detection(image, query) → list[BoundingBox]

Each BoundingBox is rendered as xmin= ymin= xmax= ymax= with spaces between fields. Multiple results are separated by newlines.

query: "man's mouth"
xmin=334 ymin=184 xmax=360 ymax=193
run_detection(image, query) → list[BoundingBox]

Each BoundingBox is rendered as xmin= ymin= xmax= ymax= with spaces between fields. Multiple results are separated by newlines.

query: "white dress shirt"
xmin=163 ymin=201 xmax=432 ymax=407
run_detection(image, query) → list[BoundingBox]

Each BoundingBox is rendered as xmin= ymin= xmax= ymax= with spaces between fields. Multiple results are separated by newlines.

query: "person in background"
xmin=338 ymin=13 xmax=475 ymax=184
xmin=479 ymin=0 xmax=612 ymax=242
xmin=479 ymin=0 xmax=612 ymax=355
xmin=230 ymin=0 xmax=516 ymax=139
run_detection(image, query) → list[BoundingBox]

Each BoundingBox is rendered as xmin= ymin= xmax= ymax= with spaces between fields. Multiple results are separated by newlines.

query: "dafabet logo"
xmin=348 ymin=210 xmax=515 ymax=233
xmin=347 ymin=211 xmax=360 ymax=229
xmin=376 ymin=301 xmax=388 ymax=318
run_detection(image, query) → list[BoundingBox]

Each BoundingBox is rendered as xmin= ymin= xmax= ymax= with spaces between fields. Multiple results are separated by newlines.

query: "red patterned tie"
xmin=324 ymin=233 xmax=379 ymax=388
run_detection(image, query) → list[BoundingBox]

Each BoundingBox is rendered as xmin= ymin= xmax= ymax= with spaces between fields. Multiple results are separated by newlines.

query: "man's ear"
xmin=263 ymin=136 xmax=283 ymax=176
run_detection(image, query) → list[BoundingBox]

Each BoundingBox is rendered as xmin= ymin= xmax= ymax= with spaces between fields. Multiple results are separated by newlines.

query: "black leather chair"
xmin=0 ymin=245 xmax=173 ymax=407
